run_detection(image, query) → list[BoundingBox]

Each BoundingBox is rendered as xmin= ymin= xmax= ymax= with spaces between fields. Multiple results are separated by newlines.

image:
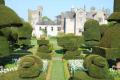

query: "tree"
xmin=0 ymin=0 xmax=22 ymax=57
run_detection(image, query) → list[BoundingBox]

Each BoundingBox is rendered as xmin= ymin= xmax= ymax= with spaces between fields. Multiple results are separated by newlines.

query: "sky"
xmin=6 ymin=0 xmax=113 ymax=21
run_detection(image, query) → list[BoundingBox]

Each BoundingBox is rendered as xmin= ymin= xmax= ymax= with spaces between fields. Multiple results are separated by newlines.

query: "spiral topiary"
xmin=18 ymin=55 xmax=43 ymax=78
xmin=72 ymin=55 xmax=114 ymax=80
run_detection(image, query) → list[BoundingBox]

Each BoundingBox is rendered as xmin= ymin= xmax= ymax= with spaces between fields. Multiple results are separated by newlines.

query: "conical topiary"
xmin=0 ymin=0 xmax=5 ymax=5
xmin=108 ymin=0 xmax=120 ymax=21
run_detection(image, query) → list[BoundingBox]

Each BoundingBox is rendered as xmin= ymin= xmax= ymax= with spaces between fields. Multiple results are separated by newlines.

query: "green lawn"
xmin=51 ymin=60 xmax=65 ymax=80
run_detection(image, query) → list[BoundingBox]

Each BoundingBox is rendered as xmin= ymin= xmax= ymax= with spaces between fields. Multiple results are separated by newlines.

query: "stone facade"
xmin=57 ymin=7 xmax=110 ymax=36
xmin=28 ymin=6 xmax=110 ymax=38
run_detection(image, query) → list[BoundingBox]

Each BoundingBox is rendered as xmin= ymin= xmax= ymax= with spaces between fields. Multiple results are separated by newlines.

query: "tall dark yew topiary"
xmin=0 ymin=0 xmax=22 ymax=57
xmin=17 ymin=22 xmax=32 ymax=49
xmin=83 ymin=19 xmax=101 ymax=47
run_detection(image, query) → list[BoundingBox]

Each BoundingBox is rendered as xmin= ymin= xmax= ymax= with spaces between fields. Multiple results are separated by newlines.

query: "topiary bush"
xmin=0 ymin=0 xmax=23 ymax=57
xmin=36 ymin=38 xmax=52 ymax=59
xmin=57 ymin=34 xmax=82 ymax=51
xmin=71 ymin=55 xmax=114 ymax=80
xmin=83 ymin=19 xmax=101 ymax=47
xmin=0 ymin=36 xmax=10 ymax=57
xmin=0 ymin=5 xmax=22 ymax=28
xmin=84 ymin=55 xmax=113 ymax=79
xmin=63 ymin=50 xmax=81 ymax=60
xmin=17 ymin=22 xmax=32 ymax=49
xmin=18 ymin=55 xmax=43 ymax=78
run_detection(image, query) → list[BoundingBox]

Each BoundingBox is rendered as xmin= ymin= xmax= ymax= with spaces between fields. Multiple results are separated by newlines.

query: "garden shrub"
xmin=71 ymin=55 xmax=113 ymax=80
xmin=0 ymin=5 xmax=22 ymax=27
xmin=36 ymin=39 xmax=52 ymax=59
xmin=100 ymin=24 xmax=120 ymax=48
xmin=17 ymin=22 xmax=32 ymax=49
xmin=0 ymin=36 xmax=10 ymax=57
xmin=83 ymin=55 xmax=113 ymax=79
xmin=57 ymin=34 xmax=82 ymax=51
xmin=18 ymin=55 xmax=43 ymax=78
xmin=37 ymin=39 xmax=49 ymax=46
xmin=36 ymin=52 xmax=51 ymax=60
xmin=37 ymin=39 xmax=52 ymax=53
xmin=83 ymin=19 xmax=101 ymax=47
xmin=63 ymin=50 xmax=81 ymax=60
xmin=99 ymin=24 xmax=109 ymax=38
xmin=92 ymin=47 xmax=120 ymax=59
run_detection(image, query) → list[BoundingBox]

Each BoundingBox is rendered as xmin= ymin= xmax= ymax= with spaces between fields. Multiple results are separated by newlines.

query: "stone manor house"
xmin=28 ymin=6 xmax=110 ymax=38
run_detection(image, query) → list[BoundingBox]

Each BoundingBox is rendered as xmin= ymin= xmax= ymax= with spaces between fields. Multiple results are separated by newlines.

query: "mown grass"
xmin=51 ymin=60 xmax=65 ymax=80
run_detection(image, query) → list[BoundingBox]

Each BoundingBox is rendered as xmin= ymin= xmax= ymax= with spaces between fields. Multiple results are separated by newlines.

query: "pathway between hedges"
xmin=50 ymin=38 xmax=66 ymax=80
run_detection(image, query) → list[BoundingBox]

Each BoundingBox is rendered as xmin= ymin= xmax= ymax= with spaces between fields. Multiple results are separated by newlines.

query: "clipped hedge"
xmin=100 ymin=24 xmax=120 ymax=48
xmin=92 ymin=47 xmax=120 ymax=59
xmin=63 ymin=50 xmax=81 ymax=60
xmin=83 ymin=19 xmax=101 ymax=47
xmin=18 ymin=55 xmax=43 ymax=78
xmin=57 ymin=34 xmax=82 ymax=51
xmin=0 ymin=5 xmax=22 ymax=27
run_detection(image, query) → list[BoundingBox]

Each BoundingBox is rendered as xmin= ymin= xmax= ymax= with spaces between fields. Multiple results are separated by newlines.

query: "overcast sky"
xmin=6 ymin=0 xmax=113 ymax=21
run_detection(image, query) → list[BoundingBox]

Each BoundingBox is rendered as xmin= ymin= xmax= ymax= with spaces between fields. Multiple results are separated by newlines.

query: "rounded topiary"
xmin=72 ymin=55 xmax=113 ymax=80
xmin=0 ymin=0 xmax=5 ymax=5
xmin=63 ymin=50 xmax=81 ymax=60
xmin=83 ymin=19 xmax=101 ymax=47
xmin=36 ymin=39 xmax=51 ymax=59
xmin=37 ymin=39 xmax=49 ymax=46
xmin=57 ymin=34 xmax=82 ymax=51
xmin=37 ymin=39 xmax=51 ymax=53
xmin=18 ymin=55 xmax=43 ymax=78
xmin=0 ymin=5 xmax=22 ymax=28
xmin=83 ymin=55 xmax=111 ymax=79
